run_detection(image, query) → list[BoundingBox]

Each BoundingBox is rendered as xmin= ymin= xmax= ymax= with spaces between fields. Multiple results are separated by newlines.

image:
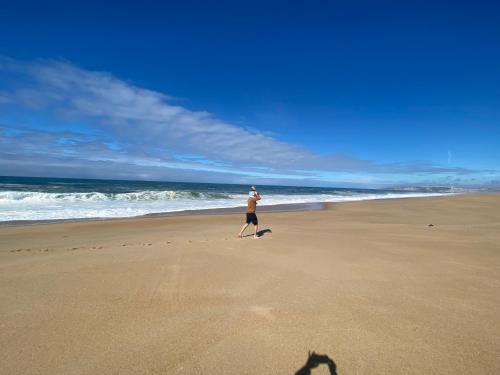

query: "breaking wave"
xmin=0 ymin=188 xmax=450 ymax=222
xmin=0 ymin=190 xmax=232 ymax=202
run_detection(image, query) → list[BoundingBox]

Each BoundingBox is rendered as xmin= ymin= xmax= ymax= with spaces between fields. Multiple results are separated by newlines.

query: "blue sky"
xmin=0 ymin=0 xmax=499 ymax=187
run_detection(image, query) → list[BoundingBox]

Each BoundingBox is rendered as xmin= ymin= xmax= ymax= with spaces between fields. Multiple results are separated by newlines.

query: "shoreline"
xmin=0 ymin=202 xmax=326 ymax=227
xmin=0 ymin=192 xmax=455 ymax=227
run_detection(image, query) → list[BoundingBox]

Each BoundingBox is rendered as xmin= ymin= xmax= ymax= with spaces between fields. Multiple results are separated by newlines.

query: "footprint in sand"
xmin=250 ymin=306 xmax=275 ymax=320
xmin=10 ymin=248 xmax=32 ymax=253
xmin=121 ymin=244 xmax=127 ymax=247
xmin=91 ymin=246 xmax=103 ymax=250
xmin=71 ymin=247 xmax=79 ymax=251
xmin=143 ymin=243 xmax=152 ymax=246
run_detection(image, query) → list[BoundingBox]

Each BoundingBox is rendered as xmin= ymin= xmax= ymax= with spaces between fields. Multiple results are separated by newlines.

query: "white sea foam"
xmin=0 ymin=190 xmax=227 ymax=202
xmin=0 ymin=190 xmax=449 ymax=222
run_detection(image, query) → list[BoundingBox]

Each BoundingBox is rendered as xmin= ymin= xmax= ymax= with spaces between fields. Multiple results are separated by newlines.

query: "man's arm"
xmin=255 ymin=193 xmax=262 ymax=201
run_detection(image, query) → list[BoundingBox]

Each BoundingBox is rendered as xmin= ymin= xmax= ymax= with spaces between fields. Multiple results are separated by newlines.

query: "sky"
xmin=0 ymin=0 xmax=499 ymax=188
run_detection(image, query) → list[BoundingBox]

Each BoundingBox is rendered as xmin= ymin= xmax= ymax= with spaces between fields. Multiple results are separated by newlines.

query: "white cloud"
xmin=0 ymin=57 xmax=495 ymax=185
xmin=9 ymin=60 xmax=322 ymax=169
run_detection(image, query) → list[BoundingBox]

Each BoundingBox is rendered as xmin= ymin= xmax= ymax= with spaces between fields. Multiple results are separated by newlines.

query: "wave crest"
xmin=0 ymin=190 xmax=232 ymax=202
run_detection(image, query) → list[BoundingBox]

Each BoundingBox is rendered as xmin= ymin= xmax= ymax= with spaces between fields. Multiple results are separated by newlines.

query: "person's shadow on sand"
xmin=257 ymin=228 xmax=272 ymax=237
xmin=295 ymin=351 xmax=337 ymax=375
xmin=242 ymin=228 xmax=272 ymax=238
xmin=257 ymin=228 xmax=273 ymax=237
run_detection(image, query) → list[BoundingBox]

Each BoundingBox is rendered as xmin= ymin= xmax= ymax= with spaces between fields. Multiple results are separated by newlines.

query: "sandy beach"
xmin=1 ymin=193 xmax=499 ymax=374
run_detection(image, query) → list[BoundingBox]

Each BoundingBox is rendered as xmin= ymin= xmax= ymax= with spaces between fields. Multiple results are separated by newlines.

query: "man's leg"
xmin=238 ymin=223 xmax=249 ymax=238
xmin=254 ymin=223 xmax=259 ymax=239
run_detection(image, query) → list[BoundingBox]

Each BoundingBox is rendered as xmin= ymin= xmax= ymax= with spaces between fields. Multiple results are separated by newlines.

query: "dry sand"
xmin=1 ymin=194 xmax=499 ymax=374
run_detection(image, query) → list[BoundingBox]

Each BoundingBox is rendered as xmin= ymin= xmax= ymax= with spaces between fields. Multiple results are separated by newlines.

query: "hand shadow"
xmin=295 ymin=351 xmax=337 ymax=375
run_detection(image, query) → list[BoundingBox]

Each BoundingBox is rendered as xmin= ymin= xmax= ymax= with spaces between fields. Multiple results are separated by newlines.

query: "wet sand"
xmin=1 ymin=194 xmax=499 ymax=374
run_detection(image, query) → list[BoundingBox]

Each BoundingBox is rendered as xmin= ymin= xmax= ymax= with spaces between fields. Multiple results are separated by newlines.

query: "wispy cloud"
xmin=0 ymin=57 xmax=496 ymax=186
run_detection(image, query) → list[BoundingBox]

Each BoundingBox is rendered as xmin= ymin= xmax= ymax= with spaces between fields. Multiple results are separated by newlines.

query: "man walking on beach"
xmin=238 ymin=186 xmax=261 ymax=239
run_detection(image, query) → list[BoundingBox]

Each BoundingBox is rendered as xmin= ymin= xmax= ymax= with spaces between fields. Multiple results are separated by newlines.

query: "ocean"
xmin=0 ymin=176 xmax=457 ymax=222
